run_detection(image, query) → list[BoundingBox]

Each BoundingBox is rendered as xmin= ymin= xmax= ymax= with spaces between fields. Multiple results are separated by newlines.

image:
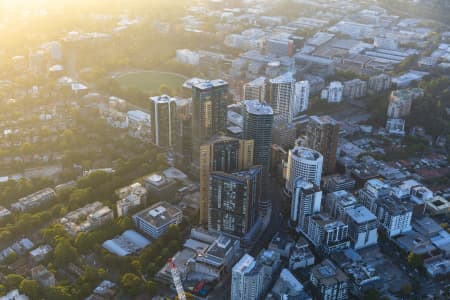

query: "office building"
xmin=150 ymin=95 xmax=177 ymax=147
xmin=290 ymin=178 xmax=322 ymax=233
xmin=294 ymin=80 xmax=310 ymax=113
xmin=321 ymin=81 xmax=343 ymax=103
xmin=285 ymin=147 xmax=323 ymax=194
xmin=132 ymin=202 xmax=183 ymax=238
xmin=199 ymin=135 xmax=254 ymax=224
xmin=306 ymin=213 xmax=350 ymax=254
xmin=345 ymin=205 xmax=378 ymax=250
xmin=191 ymin=79 xmax=229 ymax=164
xmin=243 ymin=77 xmax=267 ymax=102
xmin=311 ymin=260 xmax=349 ymax=300
xmin=267 ymin=72 xmax=296 ymax=122
xmin=208 ymin=166 xmax=262 ymax=237
xmin=303 ymin=115 xmax=339 ymax=175
xmin=324 ymin=190 xmax=358 ymax=220
xmin=242 ymin=100 xmax=274 ymax=172
xmin=231 ymin=254 xmax=264 ymax=300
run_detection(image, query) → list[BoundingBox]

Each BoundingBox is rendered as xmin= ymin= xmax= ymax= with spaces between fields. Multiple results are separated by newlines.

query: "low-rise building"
xmin=289 ymin=237 xmax=315 ymax=271
xmin=87 ymin=206 xmax=114 ymax=228
xmin=116 ymin=183 xmax=147 ymax=217
xmin=426 ymin=196 xmax=450 ymax=215
xmin=29 ymin=245 xmax=53 ymax=263
xmin=323 ymin=175 xmax=356 ymax=193
xmin=132 ymin=202 xmax=182 ymax=238
xmin=310 ymin=259 xmax=349 ymax=300
xmin=0 ymin=206 xmax=11 ymax=221
xmin=268 ymin=232 xmax=294 ymax=258
xmin=31 ymin=265 xmax=56 ymax=287
xmin=386 ymin=118 xmax=405 ymax=135
xmin=102 ymin=230 xmax=151 ymax=256
xmin=60 ymin=202 xmax=112 ymax=236
xmin=10 ymin=188 xmax=56 ymax=211
xmin=424 ymin=257 xmax=450 ymax=278
xmin=267 ymin=268 xmax=312 ymax=300
xmin=144 ymin=173 xmax=177 ymax=201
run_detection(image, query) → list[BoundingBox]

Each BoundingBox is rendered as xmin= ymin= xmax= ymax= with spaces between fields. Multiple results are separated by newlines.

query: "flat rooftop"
xmin=192 ymin=79 xmax=228 ymax=90
xmin=133 ymin=202 xmax=181 ymax=228
xmin=346 ymin=206 xmax=377 ymax=224
xmin=243 ymin=99 xmax=274 ymax=115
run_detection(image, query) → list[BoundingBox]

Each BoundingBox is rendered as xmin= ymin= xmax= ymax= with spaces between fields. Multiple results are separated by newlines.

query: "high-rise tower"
xmin=242 ymin=100 xmax=274 ymax=173
xmin=199 ymin=135 xmax=254 ymax=225
xmin=208 ymin=166 xmax=262 ymax=237
xmin=303 ymin=115 xmax=339 ymax=175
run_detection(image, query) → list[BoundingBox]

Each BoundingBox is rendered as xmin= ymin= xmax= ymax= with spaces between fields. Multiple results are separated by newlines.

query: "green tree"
xmin=3 ymin=251 xmax=17 ymax=264
xmin=19 ymin=279 xmax=40 ymax=300
xmin=5 ymin=274 xmax=24 ymax=290
xmin=407 ymin=252 xmax=423 ymax=269
xmin=363 ymin=289 xmax=382 ymax=300
xmin=120 ymin=273 xmax=143 ymax=296
xmin=0 ymin=284 xmax=6 ymax=296
xmin=54 ymin=238 xmax=77 ymax=266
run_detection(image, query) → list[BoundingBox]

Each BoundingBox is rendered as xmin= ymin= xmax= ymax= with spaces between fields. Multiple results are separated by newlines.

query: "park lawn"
xmin=116 ymin=71 xmax=187 ymax=94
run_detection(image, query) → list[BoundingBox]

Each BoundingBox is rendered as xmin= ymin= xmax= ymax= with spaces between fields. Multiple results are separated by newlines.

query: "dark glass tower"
xmin=208 ymin=166 xmax=262 ymax=237
xmin=242 ymin=100 xmax=274 ymax=173
xmin=191 ymin=80 xmax=228 ymax=164
xmin=199 ymin=135 xmax=254 ymax=225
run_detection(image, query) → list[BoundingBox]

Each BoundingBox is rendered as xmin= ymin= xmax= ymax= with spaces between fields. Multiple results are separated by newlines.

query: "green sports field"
xmin=115 ymin=71 xmax=187 ymax=93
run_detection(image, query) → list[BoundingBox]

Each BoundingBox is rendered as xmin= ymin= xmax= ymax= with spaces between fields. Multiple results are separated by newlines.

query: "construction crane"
xmin=168 ymin=258 xmax=186 ymax=300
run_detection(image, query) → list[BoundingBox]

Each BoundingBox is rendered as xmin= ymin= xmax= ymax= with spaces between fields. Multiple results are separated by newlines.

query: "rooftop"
xmin=149 ymin=94 xmax=176 ymax=104
xmin=233 ymin=254 xmax=256 ymax=274
xmin=270 ymin=72 xmax=295 ymax=84
xmin=192 ymin=79 xmax=227 ymax=90
xmin=346 ymin=205 xmax=377 ymax=224
xmin=310 ymin=114 xmax=337 ymax=125
xmin=243 ymin=100 xmax=274 ymax=115
xmin=291 ymin=147 xmax=322 ymax=162
xmin=133 ymin=201 xmax=181 ymax=229
xmin=312 ymin=259 xmax=348 ymax=286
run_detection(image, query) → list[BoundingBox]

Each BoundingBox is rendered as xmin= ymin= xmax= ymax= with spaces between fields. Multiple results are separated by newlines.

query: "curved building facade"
xmin=285 ymin=147 xmax=323 ymax=194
